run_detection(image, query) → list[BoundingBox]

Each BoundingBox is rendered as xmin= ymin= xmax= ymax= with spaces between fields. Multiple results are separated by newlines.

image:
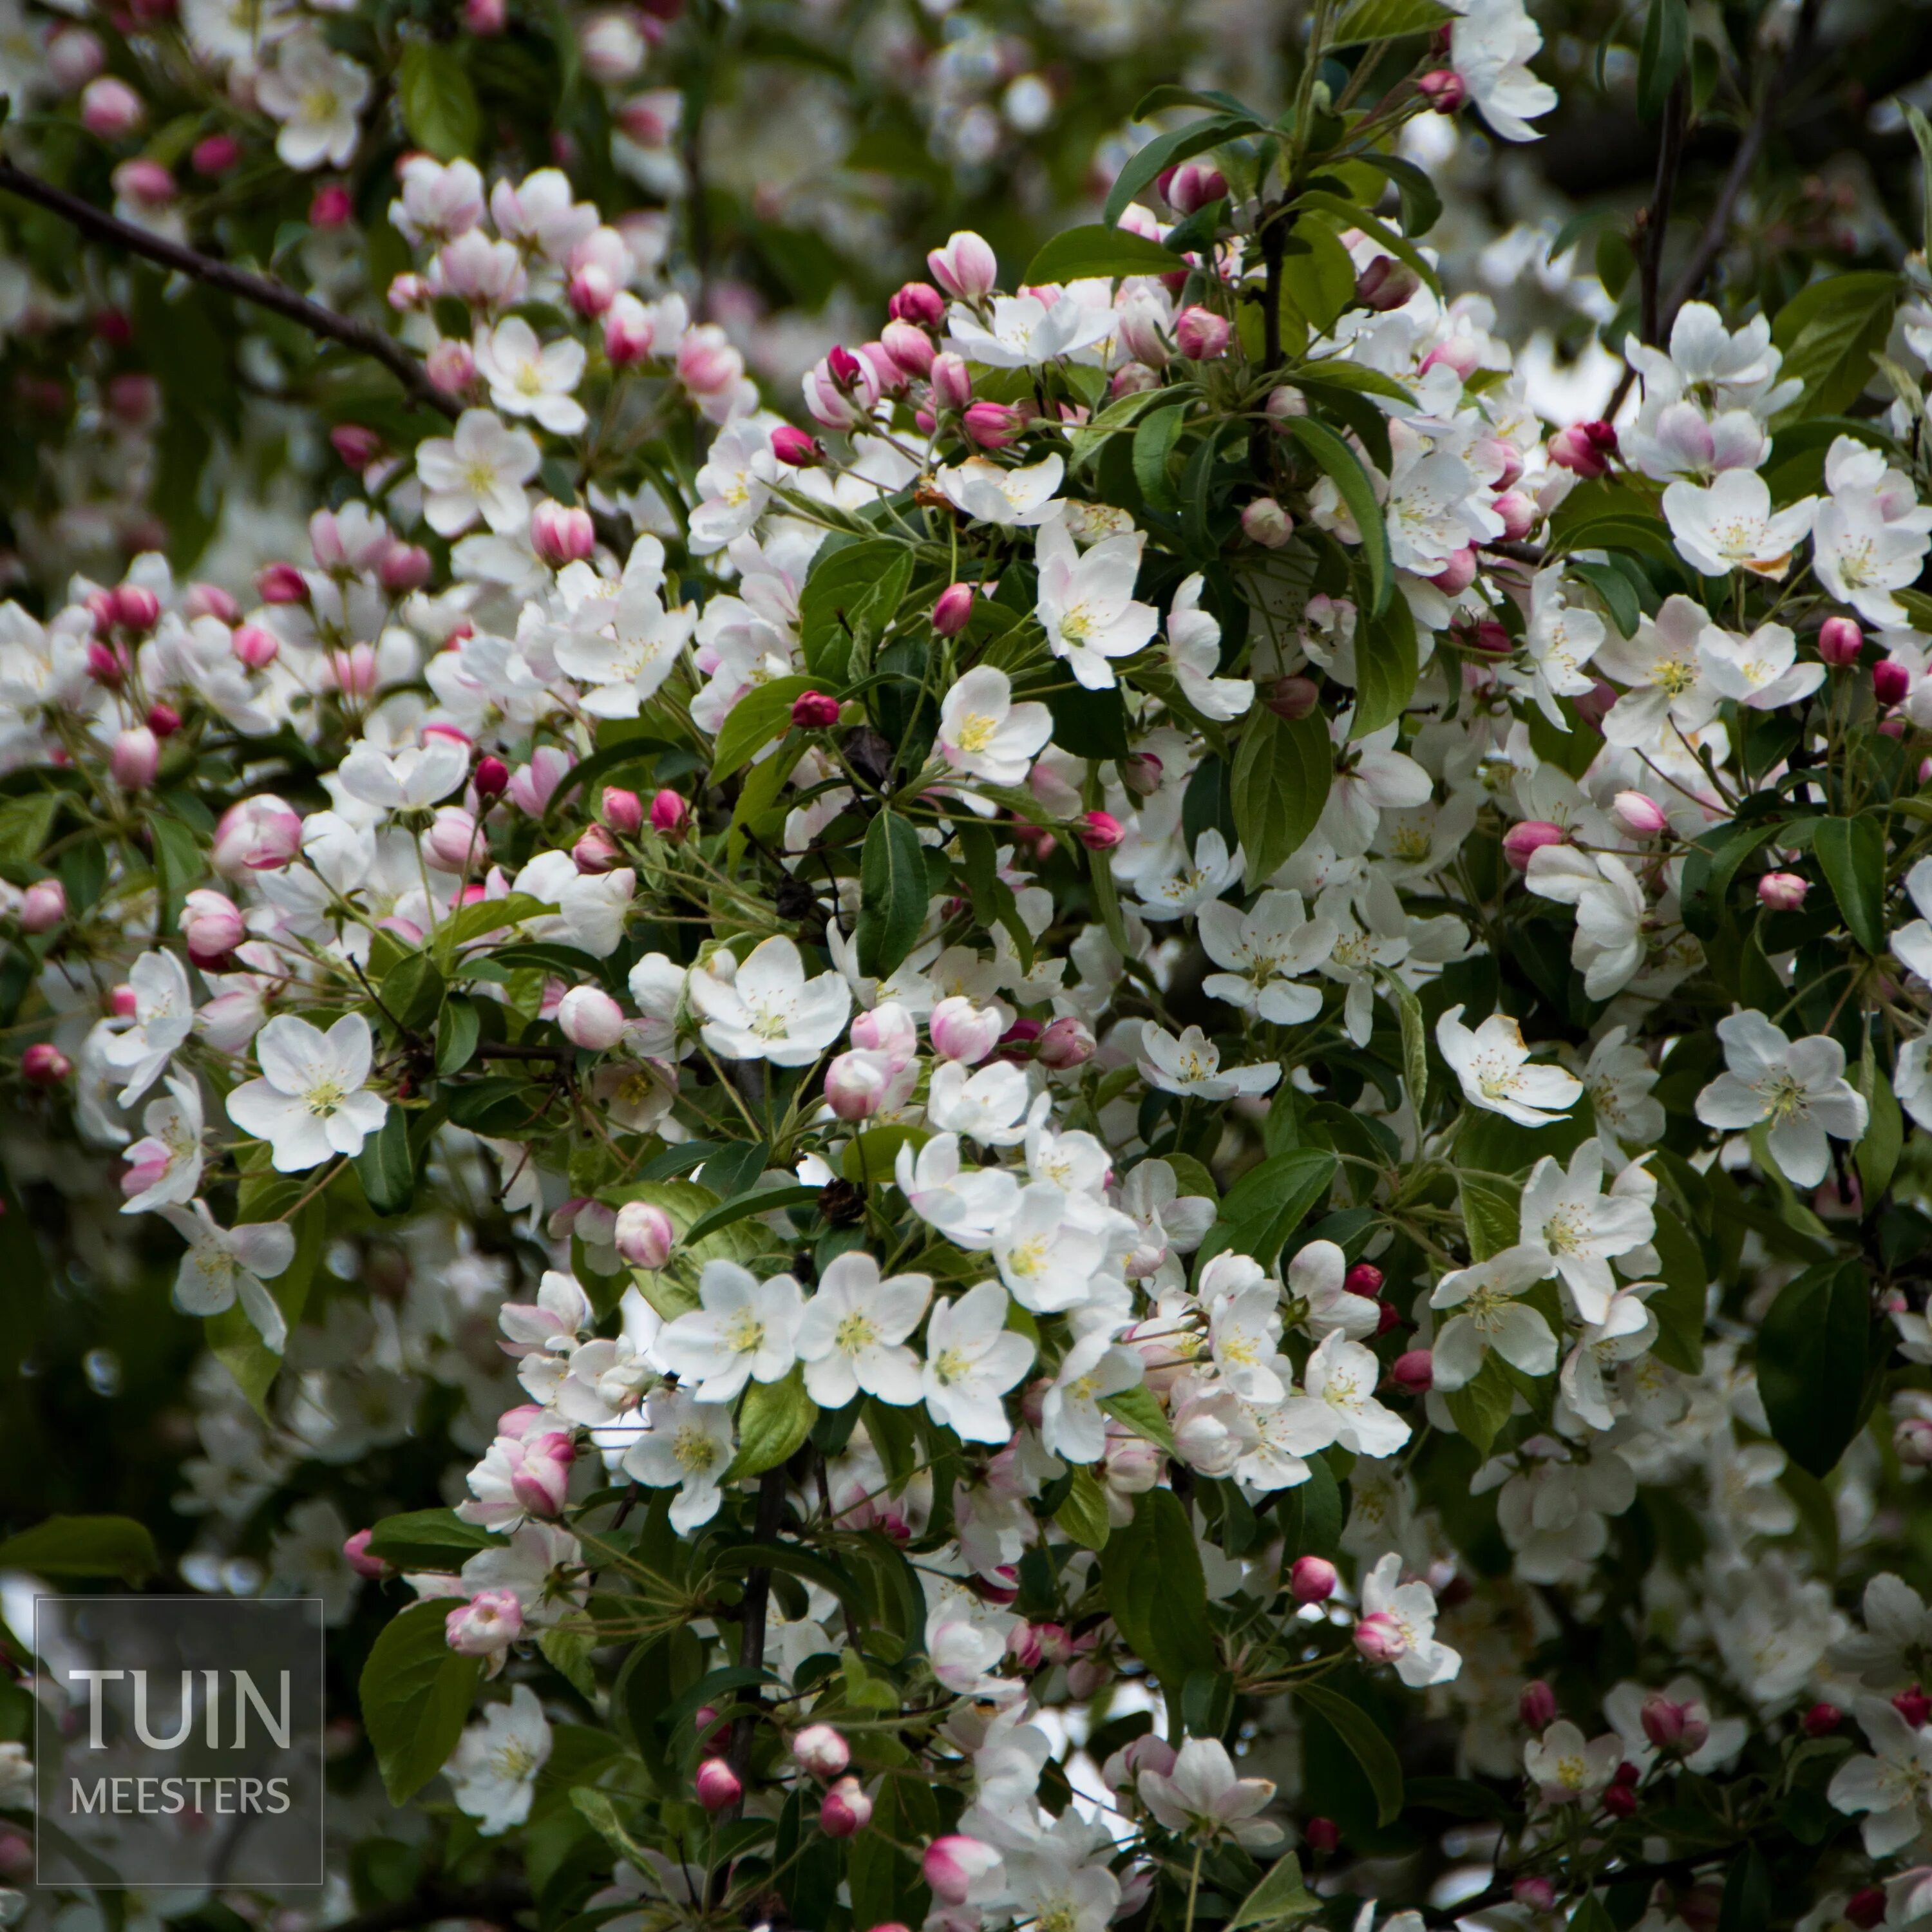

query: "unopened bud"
xmin=1355 ymin=256 xmax=1420 ymax=312
xmin=1036 ymin=1016 xmax=1095 ymax=1070
xmin=558 ymin=985 xmax=626 ymax=1050
xmin=1757 ymin=871 xmax=1808 ymax=911
xmin=1289 ymin=1555 xmax=1337 ymax=1604
xmin=1611 ymin=790 xmax=1669 ymax=838
xmin=1875 ymin=658 xmax=1912 ymax=706
xmin=573 ymin=826 xmax=624 ymax=874
xmin=614 ymin=1200 xmax=675 ymax=1270
xmin=770 ymin=424 xmax=822 ymax=466
xmin=22 ymin=1043 xmax=71 ymax=1086
xmin=791 ymin=690 xmax=842 ymax=730
xmin=19 ymin=880 xmax=66 ymax=934
xmin=791 ymin=1723 xmax=851 ymax=1779
xmin=819 ymin=1776 xmax=873 ymax=1837
xmin=1502 ymin=819 xmax=1565 ymax=870
xmin=1416 ymin=68 xmax=1466 ymax=112
xmin=1519 ymin=1680 xmax=1557 ymax=1730
xmin=1174 ymin=305 xmax=1230 ymax=361
xmin=650 ymin=789 xmax=688 ymax=836
xmin=694 ymin=1757 xmax=742 ymax=1813
xmin=933 ymin=582 xmax=976 ymax=636
xmin=531 ymin=500 xmax=596 ymax=569
xmin=1390 ymin=1348 xmax=1434 ymax=1393
xmin=1075 ymin=810 xmax=1123 ymax=851
xmin=1265 ymin=676 xmax=1320 ymax=721
xmin=1241 ymin=497 xmax=1294 ymax=548
xmin=1818 ymin=616 xmax=1863 ymax=666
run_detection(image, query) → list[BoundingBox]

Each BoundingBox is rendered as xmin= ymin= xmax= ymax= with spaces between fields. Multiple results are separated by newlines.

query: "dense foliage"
xmin=7 ymin=0 xmax=1932 ymax=1929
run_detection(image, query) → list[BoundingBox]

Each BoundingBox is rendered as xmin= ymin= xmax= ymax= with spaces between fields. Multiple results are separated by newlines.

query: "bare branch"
xmin=0 ymin=158 xmax=459 ymax=422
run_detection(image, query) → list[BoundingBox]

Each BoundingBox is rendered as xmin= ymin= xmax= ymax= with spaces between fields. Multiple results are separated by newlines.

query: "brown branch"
xmin=1607 ymin=79 xmax=1690 ymax=419
xmin=711 ymin=1464 xmax=787 ymax=1902
xmin=0 ymin=158 xmax=459 ymax=421
xmin=322 ymin=1880 xmax=533 ymax=1932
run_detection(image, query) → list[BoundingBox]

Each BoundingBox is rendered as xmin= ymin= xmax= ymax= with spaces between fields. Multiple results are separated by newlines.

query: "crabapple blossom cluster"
xmin=9 ymin=9 xmax=1932 ymax=1932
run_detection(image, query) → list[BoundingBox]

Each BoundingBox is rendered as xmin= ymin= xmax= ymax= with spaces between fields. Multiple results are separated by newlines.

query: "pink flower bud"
xmin=1240 ymin=498 xmax=1294 ymax=548
xmin=930 ymin=352 xmax=973 ymax=413
xmin=792 ymin=1723 xmax=851 ymax=1778
xmin=1118 ymin=753 xmax=1162 ymax=799
xmin=257 ymin=562 xmax=308 ymax=605
xmin=531 ymin=500 xmax=596 ymax=568
xmin=602 ymin=786 xmax=643 ymax=834
xmin=446 ymin=1587 xmax=524 ymax=1655
xmin=309 ymin=184 xmax=353 ymax=228
xmin=1174 ymin=305 xmax=1230 ymax=361
xmin=1502 ymin=819 xmax=1565 ymax=870
xmin=558 ymin=985 xmax=626 ymax=1050
xmin=111 ymin=726 xmax=159 ymax=790
xmin=1492 ymin=489 xmax=1537 ymax=541
xmin=889 ymin=281 xmax=946 ymax=328
xmin=963 ymin=401 xmax=1027 ymax=448
xmin=603 ymin=294 xmax=656 ymax=366
xmin=851 ymin=1004 xmax=918 ymax=1067
xmin=423 ymin=804 xmax=484 ymax=871
xmin=1897 ymin=1416 xmax=1932 ymax=1466
xmin=929 ymin=995 xmax=1005 ymax=1065
xmin=1640 ymin=1694 xmax=1693 ymax=1752
xmin=1512 ymin=1879 xmax=1557 ymax=1913
xmin=1548 ymin=420 xmax=1619 ymax=478
xmin=1819 ymin=616 xmax=1863 ymax=666
xmin=112 ymin=583 xmax=161 ymax=631
xmin=1290 ymin=1555 xmax=1337 ymax=1604
xmin=506 ymin=1431 xmax=575 ymax=1517
xmin=1343 ymin=1261 xmax=1384 ymax=1297
xmin=614 ymin=1200 xmax=675 ymax=1269
xmin=86 ymin=638 xmax=126 ymax=687
xmin=650 ymin=788 xmax=688 ymax=835
xmin=184 ymin=582 xmax=239 ymax=623
xmin=1352 ymin=1609 xmax=1409 ymax=1665
xmin=824 ymin=1049 xmax=893 ymax=1122
xmin=229 ymin=623 xmax=278 ymax=670
xmin=1757 ymin=871 xmax=1808 ymax=911
xmin=927 ymin=231 xmax=998 ymax=301
xmin=820 ymin=1776 xmax=873 ymax=1837
xmin=573 ymin=826 xmax=624 ymax=874
xmin=343 ymin=1530 xmax=390 ymax=1578
xmin=1611 ymin=790 xmax=1669 ymax=838
xmin=212 ymin=795 xmax=301 ymax=875
xmin=1390 ymin=1348 xmax=1434 ymax=1393
xmin=933 ymin=582 xmax=976 ymax=637
xmin=1847 ymin=1888 xmax=1889 ymax=1931
xmin=770 ymin=424 xmax=821 ymax=467
xmin=46 ymin=28 xmax=106 ymax=92
xmin=428 ymin=336 xmax=478 ymax=392
xmin=19 ymin=880 xmax=66 ymax=934
xmin=475 ymin=755 xmax=511 ymax=799
xmin=1802 ymin=1701 xmax=1841 ymax=1737
xmin=695 ymin=1756 xmax=742 ymax=1813
xmin=80 ymin=76 xmax=144 ymax=138
xmin=1875 ymin=658 xmax=1911 ymax=705
xmin=1519 ymin=1680 xmax=1557 ymax=1729
xmin=108 ymin=983 xmax=138 ymax=1018
xmin=923 ymin=1835 xmax=1000 ymax=1906
xmin=569 ymin=263 xmax=617 ymax=317
xmin=1264 ymin=676 xmax=1320 ymax=721
xmin=328 ymin=423 xmax=384 ymax=471
xmin=1075 ymin=810 xmax=1123 ymax=851
xmin=180 ymin=889 xmax=245 ymax=969
xmin=881 ymin=318 xmax=937 ymax=380
xmin=1303 ymin=1816 xmax=1340 ymax=1853
xmin=1163 ymin=160 xmax=1227 ymax=214
xmin=1037 ymin=1016 xmax=1095 ymax=1069
xmin=1895 ymin=1683 xmax=1932 ymax=1727
xmin=1355 ymin=256 xmax=1421 ymax=312
xmin=1429 ymin=547 xmax=1478 ymax=595
xmin=113 ymin=158 xmax=175 ymax=207
xmin=23 ymin=1043 xmax=71 ymax=1085
xmin=380 ymin=544 xmax=432 ymax=595
xmin=1416 ymin=68 xmax=1466 ymax=111
xmin=791 ymin=690 xmax=842 ymax=729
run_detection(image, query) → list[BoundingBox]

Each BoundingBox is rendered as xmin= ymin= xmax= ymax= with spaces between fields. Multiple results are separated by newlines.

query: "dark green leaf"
xmin=857 ymin=808 xmax=928 ymax=980
xmin=1285 ymin=417 xmax=1390 ymax=612
xmin=1294 ymin=1681 xmax=1403 ymax=1825
xmin=436 ymin=996 xmax=482 ymax=1076
xmin=1219 ymin=1149 xmax=1339 ymax=1264
xmin=353 ymin=1104 xmax=414 ymax=1217
xmin=358 ymin=1600 xmax=482 ymax=1803
xmin=1023 ymin=223 xmax=1190 ymax=285
xmin=800 ymin=538 xmax=913 ymax=681
xmin=1771 ymin=272 xmax=1899 ymax=422
xmin=1814 ymin=813 xmax=1886 ymax=953
xmin=1231 ymin=704 xmax=1332 ymax=889
xmin=1636 ymin=0 xmax=1690 ymax=122
xmin=1326 ymin=0 xmax=1453 ymax=44
xmin=1758 ymin=1259 xmax=1875 ymax=1477
xmin=712 ymin=676 xmax=817 ymax=781
xmin=1352 ymin=598 xmax=1419 ymax=737
xmin=397 ymin=41 xmax=480 ymax=162
xmin=1680 ymin=819 xmax=1781 ymax=941
xmin=366 ymin=1508 xmax=498 ymax=1571
xmin=681 ymin=1185 xmax=820 ymax=1248
xmin=1133 ymin=404 xmax=1188 ymax=515
xmin=1103 ymin=116 xmax=1261 ymax=228
xmin=1099 ymin=1489 xmax=1217 ymax=1696
xmin=1226 ymin=1853 xmax=1322 ymax=1931
xmin=1649 ymin=1209 xmax=1708 ymax=1375
xmin=726 ymin=1367 xmax=818 ymax=1479
xmin=0 ymin=1514 xmax=157 ymax=1581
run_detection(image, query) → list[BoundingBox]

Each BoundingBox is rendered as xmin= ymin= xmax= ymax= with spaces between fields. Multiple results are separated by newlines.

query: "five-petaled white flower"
xmin=1524 ymin=1719 xmax=1623 ymax=1806
xmin=920 ymin=1280 xmax=1036 ymax=1443
xmin=1198 ymin=887 xmax=1336 ymax=1023
xmin=226 ymin=1012 xmax=389 ymax=1171
xmin=936 ymin=454 xmax=1065 ymax=527
xmin=1358 ymin=1551 xmax=1461 ymax=1687
xmin=1694 ymin=1010 xmax=1868 ymax=1188
xmin=158 ymin=1198 xmax=296 ymax=1350
xmin=257 ymin=35 xmax=370 ymax=170
xmin=1826 ymin=1698 xmax=1932 ymax=1856
xmin=100 ymin=948 xmax=195 ymax=1106
xmin=1436 ymin=1005 xmax=1582 ymax=1127
xmin=417 ymin=410 xmax=542 ymax=537
xmin=1662 ymin=469 xmax=1817 ymax=578
xmin=1516 ymin=1142 xmax=1655 ymax=1324
xmin=690 ymin=936 xmax=852 ymax=1066
xmin=1035 ymin=514 xmax=1158 ymax=690
xmin=795 ymin=1250 xmax=930 ymax=1408
xmin=120 ymin=1073 xmax=206 ymax=1213
xmin=1137 ymin=1737 xmax=1282 ymax=1848
xmin=936 ymin=667 xmax=1053 ymax=786
xmin=475 ymin=318 xmax=589 ymax=437
xmin=656 ymin=1259 xmax=805 ymax=1403
xmin=620 ymin=1386 xmax=737 ymax=1531
xmin=444 ymin=1684 xmax=553 ymax=1837
xmin=1428 ymin=1243 xmax=1558 ymax=1388
xmin=1136 ymin=1022 xmax=1280 ymax=1101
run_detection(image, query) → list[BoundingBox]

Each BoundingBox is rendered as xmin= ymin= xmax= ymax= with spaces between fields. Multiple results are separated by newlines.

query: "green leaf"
xmin=437 ymin=892 xmax=559 ymax=957
xmin=1907 ymin=104 xmax=1932 ymax=261
xmin=1717 ymin=1845 xmax=1770 ymax=1932
xmin=365 ymin=1508 xmax=498 ymax=1572
xmin=1771 ymin=272 xmax=1899 ymax=423
xmin=571 ymin=1788 xmax=652 ymax=1866
xmin=358 ymin=1600 xmax=482 ymax=1804
xmin=800 ymin=538 xmax=914 ymax=681
xmin=1054 ymin=1467 xmax=1112 ymax=1549
xmin=151 ymin=813 xmax=202 ymax=931
xmin=1387 ymin=971 xmax=1428 ymax=1112
xmin=1758 ymin=1259 xmax=1875 ymax=1477
xmin=1814 ymin=813 xmax=1886 ymax=953
xmin=1231 ymin=703 xmax=1332 ymax=889
xmin=1100 ymin=1383 xmax=1177 ymax=1454
xmin=1354 ymin=153 xmax=1441 ymax=236
xmin=382 ymin=951 xmax=446 ymax=1032
xmin=1291 ymin=193 xmax=1439 ymax=294
xmin=1569 ymin=1896 xmax=1617 ymax=1932
xmin=1278 ymin=219 xmax=1358 ymax=337
xmin=0 ymin=790 xmax=60 ymax=869
xmin=1325 ymin=0 xmax=1452 ymax=44
xmin=1294 ymin=1681 xmax=1403 ymax=1825
xmin=1443 ymin=1352 xmax=1517 ymax=1459
xmin=353 ymin=1104 xmax=413 ymax=1217
xmin=0 ymin=1514 xmax=157 ymax=1581
xmin=1099 ymin=1489 xmax=1217 ymax=1697
xmin=1636 ymin=0 xmax=1690 ymax=122
xmin=1351 ymin=598 xmax=1418 ymax=737
xmin=1275 ymin=1454 xmax=1344 ymax=1560
xmin=1133 ymin=404 xmax=1188 ymax=515
xmin=436 ymin=996 xmax=482 ymax=1076
xmin=1023 ymin=223 xmax=1188 ymax=285
xmin=1219 ymin=1148 xmax=1338 ymax=1264
xmin=727 ymin=1367 xmax=817 ymax=1479
xmin=1569 ymin=558 xmax=1642 ymax=638
xmin=681 ymin=1184 xmax=819 ymax=1248
xmin=1103 ymin=115 xmax=1261 ymax=228
xmin=397 ymin=41 xmax=480 ymax=162
xmin=1459 ymin=1174 xmax=1520 ymax=1264
xmin=1857 ymin=1057 xmax=1904 ymax=1203
xmin=857 ymin=808 xmax=928 ymax=980
xmin=1285 ymin=417 xmax=1390 ymax=612
xmin=712 ymin=676 xmax=819 ymax=782
xmin=1679 ymin=817 xmax=1781 ymax=941
xmin=1648 ymin=1209 xmax=1708 ymax=1375
xmin=1226 ymin=1853 xmax=1323 ymax=1931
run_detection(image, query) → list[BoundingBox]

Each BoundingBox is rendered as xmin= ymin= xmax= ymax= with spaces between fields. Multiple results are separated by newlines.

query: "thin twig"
xmin=1607 ymin=78 xmax=1689 ymax=418
xmin=0 ymin=159 xmax=459 ymax=421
